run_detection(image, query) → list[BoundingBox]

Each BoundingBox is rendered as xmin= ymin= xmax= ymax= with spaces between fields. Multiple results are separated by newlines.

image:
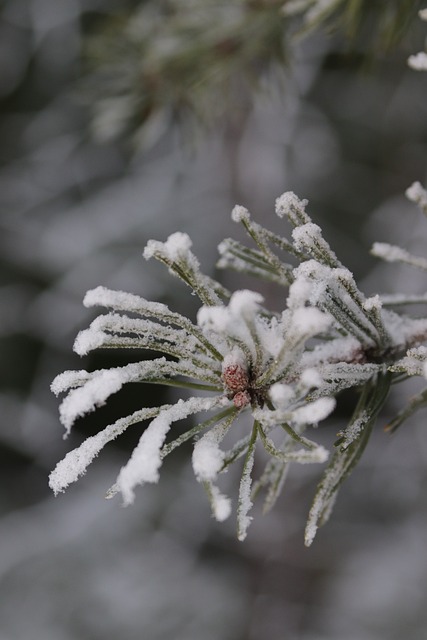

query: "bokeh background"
xmin=1 ymin=1 xmax=427 ymax=638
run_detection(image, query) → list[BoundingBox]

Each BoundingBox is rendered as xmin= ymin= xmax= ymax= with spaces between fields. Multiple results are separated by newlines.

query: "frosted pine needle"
xmin=51 ymin=185 xmax=427 ymax=544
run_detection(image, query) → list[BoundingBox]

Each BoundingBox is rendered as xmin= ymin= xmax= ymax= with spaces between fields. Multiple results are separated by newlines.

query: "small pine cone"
xmin=222 ymin=363 xmax=249 ymax=393
xmin=233 ymin=390 xmax=251 ymax=409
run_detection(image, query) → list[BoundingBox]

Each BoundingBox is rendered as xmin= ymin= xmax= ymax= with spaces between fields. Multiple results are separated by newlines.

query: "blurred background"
xmin=1 ymin=1 xmax=427 ymax=638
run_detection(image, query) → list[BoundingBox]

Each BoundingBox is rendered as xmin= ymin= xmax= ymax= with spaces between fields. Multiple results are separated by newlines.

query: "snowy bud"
xmin=233 ymin=390 xmax=251 ymax=409
xmin=222 ymin=363 xmax=249 ymax=393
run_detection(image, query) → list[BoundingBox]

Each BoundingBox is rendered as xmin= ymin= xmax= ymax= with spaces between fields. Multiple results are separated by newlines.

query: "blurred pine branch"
xmin=82 ymin=0 xmax=423 ymax=146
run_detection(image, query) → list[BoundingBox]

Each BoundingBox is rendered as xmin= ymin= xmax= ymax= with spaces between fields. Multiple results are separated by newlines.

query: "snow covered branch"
xmin=50 ymin=180 xmax=427 ymax=545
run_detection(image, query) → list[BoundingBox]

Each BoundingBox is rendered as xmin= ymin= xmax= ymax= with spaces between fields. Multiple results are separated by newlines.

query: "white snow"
xmin=275 ymin=191 xmax=308 ymax=219
xmin=304 ymin=510 xmax=321 ymax=547
xmin=49 ymin=407 xmax=165 ymax=494
xmin=197 ymin=290 xmax=265 ymax=361
xmin=288 ymin=260 xmax=330 ymax=307
xmin=332 ymin=267 xmax=356 ymax=285
xmin=393 ymin=346 xmax=427 ymax=376
xmin=57 ymin=358 xmax=190 ymax=434
xmin=51 ymin=370 xmax=92 ymax=395
xmin=73 ymin=327 xmax=108 ymax=356
xmin=409 ymin=346 xmax=427 ymax=358
xmin=318 ymin=363 xmax=381 ymax=395
xmin=383 ymin=309 xmax=427 ymax=348
xmin=292 ymin=259 xmax=325 ymax=279
xmin=288 ymin=445 xmax=329 ymax=464
xmin=291 ymin=223 xmax=323 ymax=251
xmin=269 ymin=382 xmax=295 ymax=408
xmin=197 ymin=305 xmax=229 ymax=333
xmin=255 ymin=315 xmax=285 ymax=360
xmin=408 ymin=52 xmax=427 ymax=71
xmin=209 ymin=485 xmax=232 ymax=522
xmin=300 ymin=368 xmax=323 ymax=389
xmin=291 ymin=397 xmax=336 ymax=425
xmin=291 ymin=307 xmax=331 ymax=336
xmin=143 ymin=231 xmax=193 ymax=262
xmin=222 ymin=347 xmax=247 ymax=371
xmin=287 ymin=274 xmax=313 ymax=308
xmin=228 ymin=290 xmax=263 ymax=318
xmin=406 ymin=181 xmax=427 ymax=208
xmin=72 ymin=312 xmax=199 ymax=358
xmin=193 ymin=413 xmax=236 ymax=484
xmin=192 ymin=436 xmax=225 ymax=481
xmin=84 ymin=286 xmax=173 ymax=319
xmin=59 ymin=369 xmax=128 ymax=436
xmin=363 ymin=295 xmax=382 ymax=312
xmin=301 ymin=336 xmax=362 ymax=367
xmin=231 ymin=205 xmax=250 ymax=223
xmin=116 ymin=396 xmax=223 ymax=505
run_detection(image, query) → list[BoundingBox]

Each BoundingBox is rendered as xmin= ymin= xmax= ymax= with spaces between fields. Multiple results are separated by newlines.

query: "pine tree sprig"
xmin=51 ymin=181 xmax=427 ymax=544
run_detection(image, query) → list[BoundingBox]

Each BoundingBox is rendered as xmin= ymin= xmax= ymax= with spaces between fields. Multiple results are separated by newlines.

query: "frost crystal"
xmin=51 ymin=186 xmax=427 ymax=545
